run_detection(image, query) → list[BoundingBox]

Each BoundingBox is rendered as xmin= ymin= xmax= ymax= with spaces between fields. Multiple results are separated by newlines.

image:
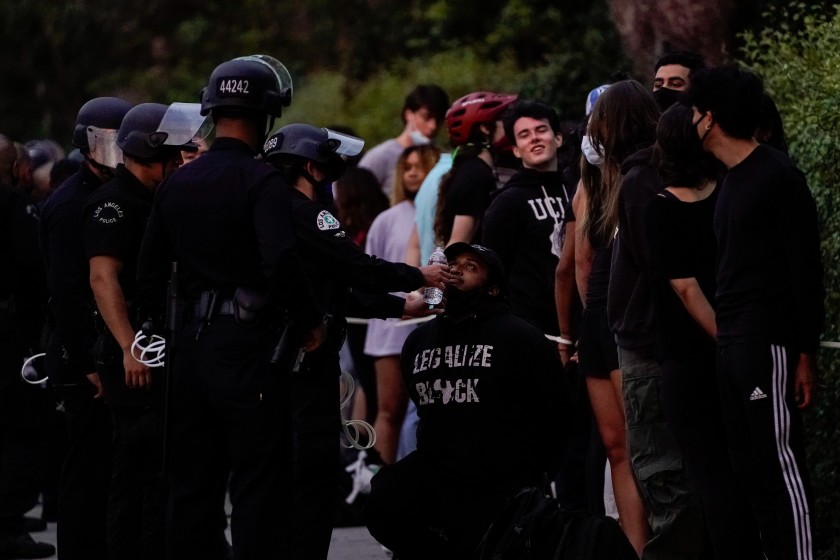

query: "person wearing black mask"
xmin=651 ymin=50 xmax=706 ymax=111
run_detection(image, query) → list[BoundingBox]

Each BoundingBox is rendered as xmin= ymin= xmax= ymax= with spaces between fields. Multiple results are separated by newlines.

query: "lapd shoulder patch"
xmin=93 ymin=201 xmax=125 ymax=225
xmin=316 ymin=210 xmax=340 ymax=231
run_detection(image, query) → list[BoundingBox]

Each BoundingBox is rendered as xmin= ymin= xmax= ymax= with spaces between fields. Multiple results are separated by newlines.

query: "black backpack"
xmin=476 ymin=487 xmax=638 ymax=560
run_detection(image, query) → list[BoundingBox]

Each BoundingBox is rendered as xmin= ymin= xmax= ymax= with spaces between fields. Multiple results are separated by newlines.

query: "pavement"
xmin=27 ymin=506 xmax=390 ymax=560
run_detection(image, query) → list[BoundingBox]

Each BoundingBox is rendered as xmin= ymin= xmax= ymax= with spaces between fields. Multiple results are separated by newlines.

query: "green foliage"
xmin=286 ymin=49 xmax=528 ymax=145
xmin=0 ymin=0 xmax=627 ymax=146
xmin=741 ymin=4 xmax=840 ymax=556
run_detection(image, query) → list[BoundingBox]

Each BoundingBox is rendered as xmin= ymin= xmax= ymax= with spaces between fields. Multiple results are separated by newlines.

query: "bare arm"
xmin=404 ymin=225 xmax=421 ymax=266
xmin=669 ymin=277 xmax=717 ymax=340
xmin=555 ymin=220 xmax=577 ymax=364
xmin=447 ymin=214 xmax=479 ymax=246
xmin=89 ymin=255 xmax=151 ymax=389
xmin=572 ymin=187 xmax=593 ymax=305
xmin=794 ymin=353 xmax=817 ymax=409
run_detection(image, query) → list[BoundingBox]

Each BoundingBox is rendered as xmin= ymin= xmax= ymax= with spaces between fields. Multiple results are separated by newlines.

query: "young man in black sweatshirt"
xmin=688 ymin=65 xmax=824 ymax=560
xmin=482 ymin=100 xmax=570 ymax=338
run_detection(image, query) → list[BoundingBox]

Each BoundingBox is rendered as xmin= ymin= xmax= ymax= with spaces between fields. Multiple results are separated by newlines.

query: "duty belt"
xmin=192 ymin=298 xmax=235 ymax=319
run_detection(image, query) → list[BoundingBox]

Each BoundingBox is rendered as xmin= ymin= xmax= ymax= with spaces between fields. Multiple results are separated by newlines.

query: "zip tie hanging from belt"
xmin=339 ymin=370 xmax=376 ymax=450
xmin=20 ymin=353 xmax=47 ymax=384
xmin=131 ymin=330 xmax=167 ymax=368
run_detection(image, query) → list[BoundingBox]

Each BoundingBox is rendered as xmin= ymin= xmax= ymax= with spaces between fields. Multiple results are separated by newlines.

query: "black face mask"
xmin=445 ymin=286 xmax=493 ymax=317
xmin=652 ymin=87 xmax=683 ymax=111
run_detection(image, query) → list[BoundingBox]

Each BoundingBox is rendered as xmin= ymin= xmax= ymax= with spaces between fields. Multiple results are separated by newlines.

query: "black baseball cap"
xmin=444 ymin=243 xmax=507 ymax=294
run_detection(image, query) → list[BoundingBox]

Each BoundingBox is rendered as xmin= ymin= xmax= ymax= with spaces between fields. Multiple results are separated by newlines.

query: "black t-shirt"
xmin=439 ymin=156 xmax=495 ymax=244
xmin=83 ymin=164 xmax=152 ymax=302
xmin=645 ymin=188 xmax=718 ymax=360
xmin=714 ymin=144 xmax=824 ymax=352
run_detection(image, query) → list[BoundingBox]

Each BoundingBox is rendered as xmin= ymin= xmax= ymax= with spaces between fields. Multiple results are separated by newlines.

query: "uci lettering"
xmin=216 ymin=77 xmax=251 ymax=97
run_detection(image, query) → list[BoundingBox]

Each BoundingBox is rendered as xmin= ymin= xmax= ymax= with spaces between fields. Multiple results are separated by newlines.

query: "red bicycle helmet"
xmin=445 ymin=91 xmax=518 ymax=147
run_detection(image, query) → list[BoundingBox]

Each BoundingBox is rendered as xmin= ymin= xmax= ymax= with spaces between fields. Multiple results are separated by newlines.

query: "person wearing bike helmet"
xmin=263 ymin=123 xmax=453 ymax=560
xmin=136 ymin=56 xmax=323 ymax=560
xmin=82 ymin=101 xmax=203 ymax=560
xmin=39 ymin=96 xmax=132 ymax=560
xmin=433 ymin=91 xmax=518 ymax=248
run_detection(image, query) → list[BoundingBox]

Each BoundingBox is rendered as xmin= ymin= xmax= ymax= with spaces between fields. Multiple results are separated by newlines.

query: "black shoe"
xmin=0 ymin=533 xmax=56 ymax=559
xmin=21 ymin=517 xmax=47 ymax=533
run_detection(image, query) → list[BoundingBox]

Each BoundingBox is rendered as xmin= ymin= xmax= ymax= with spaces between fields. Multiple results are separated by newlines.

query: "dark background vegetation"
xmin=1 ymin=0 xmax=837 ymax=556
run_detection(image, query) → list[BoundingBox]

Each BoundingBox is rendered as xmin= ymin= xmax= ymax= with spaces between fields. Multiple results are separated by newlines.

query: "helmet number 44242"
xmin=217 ymin=79 xmax=250 ymax=96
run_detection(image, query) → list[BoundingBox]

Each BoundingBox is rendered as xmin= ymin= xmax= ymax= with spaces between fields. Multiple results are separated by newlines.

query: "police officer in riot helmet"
xmin=82 ymin=101 xmax=200 ymax=560
xmin=136 ymin=56 xmax=324 ymax=560
xmin=39 ymin=96 xmax=132 ymax=560
xmin=263 ymin=123 xmax=453 ymax=559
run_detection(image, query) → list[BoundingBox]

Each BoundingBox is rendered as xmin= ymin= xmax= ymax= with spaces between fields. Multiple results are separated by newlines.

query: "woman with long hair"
xmin=364 ymin=144 xmax=440 ymax=464
xmin=575 ymin=80 xmax=660 ymax=556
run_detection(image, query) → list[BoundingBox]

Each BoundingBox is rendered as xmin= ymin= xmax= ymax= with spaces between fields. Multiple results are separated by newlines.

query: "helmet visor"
xmin=323 ymin=128 xmax=364 ymax=157
xmin=235 ymin=54 xmax=294 ymax=104
xmin=86 ymin=127 xmax=123 ymax=168
xmin=157 ymin=102 xmax=213 ymax=146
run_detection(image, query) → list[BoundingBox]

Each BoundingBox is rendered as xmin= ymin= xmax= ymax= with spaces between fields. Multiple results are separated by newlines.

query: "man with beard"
xmin=364 ymin=243 xmax=569 ymax=560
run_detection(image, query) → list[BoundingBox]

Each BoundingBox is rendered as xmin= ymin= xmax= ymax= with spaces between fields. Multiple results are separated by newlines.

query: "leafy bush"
xmin=741 ymin=4 xmax=840 ymax=557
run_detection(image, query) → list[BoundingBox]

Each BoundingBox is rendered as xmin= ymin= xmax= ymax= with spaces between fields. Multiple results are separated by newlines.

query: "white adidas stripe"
xmin=770 ymin=344 xmax=813 ymax=560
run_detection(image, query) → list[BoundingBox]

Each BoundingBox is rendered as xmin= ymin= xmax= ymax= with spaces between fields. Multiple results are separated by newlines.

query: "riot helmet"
xmin=73 ymin=97 xmax=133 ymax=169
xmin=118 ymin=103 xmax=209 ymax=160
xmin=201 ymin=54 xmax=293 ymax=118
xmin=445 ymin=91 xmax=518 ymax=148
xmin=262 ymin=124 xmax=363 ymax=182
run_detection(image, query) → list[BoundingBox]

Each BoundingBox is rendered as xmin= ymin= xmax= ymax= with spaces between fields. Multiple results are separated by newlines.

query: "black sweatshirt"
xmin=400 ymin=298 xmax=570 ymax=491
xmin=608 ymin=147 xmax=660 ymax=351
xmin=482 ymin=169 xmax=571 ymax=335
xmin=714 ymin=144 xmax=824 ymax=353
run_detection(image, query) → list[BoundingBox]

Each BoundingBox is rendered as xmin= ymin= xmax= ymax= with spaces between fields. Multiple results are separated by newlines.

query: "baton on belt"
xmin=161 ymin=262 xmax=182 ymax=475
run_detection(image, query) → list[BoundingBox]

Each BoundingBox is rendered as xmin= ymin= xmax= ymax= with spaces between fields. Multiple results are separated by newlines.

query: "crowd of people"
xmin=0 ymin=48 xmax=824 ymax=560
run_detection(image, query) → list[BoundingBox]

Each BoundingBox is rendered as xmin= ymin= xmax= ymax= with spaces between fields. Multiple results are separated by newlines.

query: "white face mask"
xmin=581 ymin=134 xmax=604 ymax=168
xmin=409 ymin=130 xmax=431 ymax=145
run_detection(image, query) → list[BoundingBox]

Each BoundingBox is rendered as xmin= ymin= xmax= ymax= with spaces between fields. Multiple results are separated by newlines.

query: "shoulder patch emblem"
xmin=316 ymin=210 xmax=340 ymax=231
xmin=93 ymin=201 xmax=124 ymax=225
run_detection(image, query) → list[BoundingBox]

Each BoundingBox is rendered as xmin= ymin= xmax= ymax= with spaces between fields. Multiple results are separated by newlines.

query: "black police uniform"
xmin=287 ymin=187 xmax=425 ymax=559
xmin=137 ymin=137 xmax=322 ymax=560
xmin=82 ymin=163 xmax=166 ymax=560
xmin=39 ymin=164 xmax=112 ymax=560
xmin=0 ymin=183 xmax=53 ymax=558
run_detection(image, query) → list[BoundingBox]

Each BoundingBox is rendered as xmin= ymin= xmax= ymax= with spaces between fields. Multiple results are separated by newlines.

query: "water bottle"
xmin=423 ymin=246 xmax=447 ymax=306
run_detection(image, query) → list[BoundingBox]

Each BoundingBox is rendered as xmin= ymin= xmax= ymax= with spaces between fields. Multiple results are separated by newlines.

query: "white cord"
xmin=545 ymin=334 xmax=575 ymax=346
xmin=345 ymin=316 xmax=434 ymax=326
xmin=20 ymin=353 xmax=48 ymax=384
xmin=340 ymin=370 xmax=376 ymax=450
xmin=131 ymin=331 xmax=166 ymax=368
